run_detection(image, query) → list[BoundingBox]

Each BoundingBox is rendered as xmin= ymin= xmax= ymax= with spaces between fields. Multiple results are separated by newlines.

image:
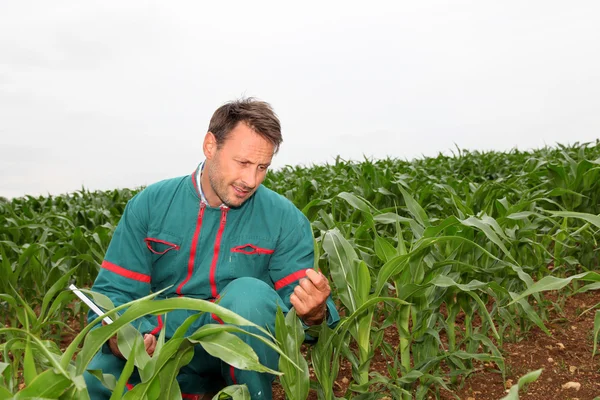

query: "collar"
xmin=197 ymin=161 xmax=228 ymax=209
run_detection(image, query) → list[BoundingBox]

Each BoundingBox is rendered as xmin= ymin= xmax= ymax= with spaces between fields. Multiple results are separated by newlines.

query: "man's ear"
xmin=203 ymin=132 xmax=217 ymax=160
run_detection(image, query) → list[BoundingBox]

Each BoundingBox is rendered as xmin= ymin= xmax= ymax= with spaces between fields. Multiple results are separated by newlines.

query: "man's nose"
xmin=240 ymin=167 xmax=258 ymax=189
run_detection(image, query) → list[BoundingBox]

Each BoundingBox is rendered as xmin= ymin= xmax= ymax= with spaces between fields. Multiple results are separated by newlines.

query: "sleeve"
xmin=268 ymin=210 xmax=340 ymax=334
xmin=88 ymin=193 xmax=160 ymax=335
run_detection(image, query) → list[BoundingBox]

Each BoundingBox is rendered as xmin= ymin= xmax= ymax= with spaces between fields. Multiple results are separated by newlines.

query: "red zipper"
xmin=176 ymin=202 xmax=206 ymax=296
xmin=209 ymin=207 xmax=229 ymax=299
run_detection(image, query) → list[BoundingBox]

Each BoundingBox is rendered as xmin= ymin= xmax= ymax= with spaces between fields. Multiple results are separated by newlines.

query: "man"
xmin=84 ymin=98 xmax=339 ymax=399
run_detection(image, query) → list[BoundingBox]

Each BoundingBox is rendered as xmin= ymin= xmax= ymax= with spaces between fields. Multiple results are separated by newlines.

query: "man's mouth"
xmin=232 ymin=185 xmax=251 ymax=196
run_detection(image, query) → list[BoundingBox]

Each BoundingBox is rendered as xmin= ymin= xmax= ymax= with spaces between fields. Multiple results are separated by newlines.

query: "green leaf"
xmin=0 ymin=362 xmax=8 ymax=379
xmin=499 ymin=369 xmax=543 ymax=400
xmin=373 ymin=212 xmax=412 ymax=225
xmin=124 ymin=345 xmax=193 ymax=400
xmin=86 ymin=370 xmax=117 ymax=392
xmin=40 ymin=266 xmax=78 ymax=319
xmin=311 ymin=324 xmax=341 ymax=400
xmin=80 ymin=289 xmax=116 ymax=312
xmin=22 ymin=339 xmax=37 ymax=386
xmin=276 ymin=308 xmax=309 ymax=400
xmin=110 ymin=336 xmax=138 ymax=400
xmin=0 ymin=362 xmax=10 ymax=395
xmin=70 ymin=295 xmax=272 ymax=374
xmin=509 ymin=293 xmax=550 ymax=336
xmin=197 ymin=331 xmax=280 ymax=375
xmin=509 ymin=272 xmax=600 ymax=305
xmin=374 ymin=235 xmax=397 ymax=263
xmin=338 ymin=192 xmax=372 ymax=215
xmin=212 ymin=384 xmax=250 ymax=400
xmin=0 ymin=386 xmax=11 ymax=400
xmin=593 ymin=310 xmax=600 ymax=358
xmin=398 ymin=186 xmax=430 ymax=227
xmin=116 ymin=323 xmax=151 ymax=370
xmin=460 ymin=216 xmax=515 ymax=262
xmin=430 ymin=276 xmax=500 ymax=340
xmin=14 ymin=369 xmax=72 ymax=399
xmin=188 ymin=324 xmax=300 ymax=372
xmin=322 ymin=229 xmax=360 ymax=313
xmin=0 ymin=328 xmax=69 ymax=378
xmin=549 ymin=211 xmax=600 ymax=229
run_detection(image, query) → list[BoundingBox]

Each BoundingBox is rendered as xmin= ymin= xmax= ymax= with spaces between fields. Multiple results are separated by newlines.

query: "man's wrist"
xmin=301 ymin=306 xmax=328 ymax=326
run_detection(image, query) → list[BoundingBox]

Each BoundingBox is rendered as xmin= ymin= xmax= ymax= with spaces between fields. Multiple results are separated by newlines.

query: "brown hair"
xmin=208 ymin=98 xmax=282 ymax=153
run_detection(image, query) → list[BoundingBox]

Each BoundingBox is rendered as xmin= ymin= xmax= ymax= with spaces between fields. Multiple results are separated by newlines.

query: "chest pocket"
xmin=145 ymin=232 xmax=183 ymax=285
xmin=227 ymin=241 xmax=275 ymax=281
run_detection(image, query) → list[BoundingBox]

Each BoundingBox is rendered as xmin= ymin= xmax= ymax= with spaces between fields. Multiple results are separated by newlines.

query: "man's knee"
xmin=218 ymin=278 xmax=284 ymax=324
xmin=84 ymin=348 xmax=127 ymax=399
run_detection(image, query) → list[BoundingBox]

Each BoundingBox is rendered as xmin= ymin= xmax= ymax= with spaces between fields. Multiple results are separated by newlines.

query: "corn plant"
xmin=275 ymin=308 xmax=309 ymax=400
xmin=0 ymin=290 xmax=299 ymax=399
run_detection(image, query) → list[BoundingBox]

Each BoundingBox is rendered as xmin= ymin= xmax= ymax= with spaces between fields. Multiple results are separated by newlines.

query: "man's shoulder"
xmin=253 ymin=185 xmax=308 ymax=228
xmin=255 ymin=185 xmax=298 ymax=212
xmin=131 ymin=175 xmax=192 ymax=207
xmin=144 ymin=175 xmax=190 ymax=193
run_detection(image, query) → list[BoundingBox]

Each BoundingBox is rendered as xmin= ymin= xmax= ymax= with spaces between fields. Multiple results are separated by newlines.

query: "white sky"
xmin=1 ymin=1 xmax=599 ymax=199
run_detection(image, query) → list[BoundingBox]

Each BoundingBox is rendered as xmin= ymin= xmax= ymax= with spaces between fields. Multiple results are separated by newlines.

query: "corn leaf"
xmin=212 ymin=384 xmax=250 ymax=400
xmin=13 ymin=369 xmax=72 ymax=399
xmin=499 ymin=369 xmax=543 ymax=400
xmin=276 ymin=308 xmax=309 ymax=400
xmin=593 ymin=310 xmax=600 ymax=358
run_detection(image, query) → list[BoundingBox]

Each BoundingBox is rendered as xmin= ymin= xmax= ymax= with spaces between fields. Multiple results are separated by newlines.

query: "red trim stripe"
xmin=211 ymin=313 xmax=224 ymax=324
xmin=176 ymin=203 xmax=206 ymax=296
xmin=229 ymin=365 xmax=237 ymax=384
xmin=149 ymin=314 xmax=163 ymax=336
xmin=209 ymin=208 xmax=229 ymax=298
xmin=182 ymin=394 xmax=201 ymax=400
xmin=101 ymin=260 xmax=151 ymax=283
xmin=274 ymin=269 xmax=307 ymax=290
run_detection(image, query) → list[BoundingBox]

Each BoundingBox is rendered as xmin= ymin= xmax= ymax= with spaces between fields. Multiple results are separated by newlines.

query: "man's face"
xmin=203 ymin=122 xmax=275 ymax=208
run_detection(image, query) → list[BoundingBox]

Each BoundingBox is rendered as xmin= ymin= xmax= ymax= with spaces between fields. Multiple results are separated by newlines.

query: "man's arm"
xmin=89 ymin=193 xmax=160 ymax=341
xmin=268 ymin=210 xmax=339 ymax=329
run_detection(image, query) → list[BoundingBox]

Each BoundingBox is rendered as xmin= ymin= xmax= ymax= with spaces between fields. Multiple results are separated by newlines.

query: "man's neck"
xmin=199 ymin=163 xmax=223 ymax=208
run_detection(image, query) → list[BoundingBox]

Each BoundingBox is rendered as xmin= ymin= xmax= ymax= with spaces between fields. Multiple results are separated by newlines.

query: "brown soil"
xmin=273 ymin=290 xmax=600 ymax=400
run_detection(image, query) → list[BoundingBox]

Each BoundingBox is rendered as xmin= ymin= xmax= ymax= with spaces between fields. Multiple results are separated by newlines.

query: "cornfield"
xmin=1 ymin=142 xmax=600 ymax=399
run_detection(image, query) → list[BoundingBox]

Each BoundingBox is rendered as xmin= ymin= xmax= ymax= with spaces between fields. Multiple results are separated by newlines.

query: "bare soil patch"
xmin=274 ymin=290 xmax=600 ymax=399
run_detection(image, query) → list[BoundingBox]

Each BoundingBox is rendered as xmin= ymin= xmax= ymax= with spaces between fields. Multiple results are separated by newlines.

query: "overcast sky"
xmin=1 ymin=1 xmax=599 ymax=199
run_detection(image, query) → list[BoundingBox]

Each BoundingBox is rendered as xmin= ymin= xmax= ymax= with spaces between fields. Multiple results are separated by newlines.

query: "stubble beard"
xmin=206 ymin=162 xmax=253 ymax=208
xmin=206 ymin=161 xmax=232 ymax=207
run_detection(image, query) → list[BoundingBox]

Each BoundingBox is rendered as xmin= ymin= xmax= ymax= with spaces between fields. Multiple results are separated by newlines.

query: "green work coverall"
xmin=84 ymin=166 xmax=339 ymax=399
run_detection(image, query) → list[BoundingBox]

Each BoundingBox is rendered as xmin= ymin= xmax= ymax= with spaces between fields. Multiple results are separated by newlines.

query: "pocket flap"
xmin=145 ymin=232 xmax=182 ymax=255
xmin=231 ymin=243 xmax=275 ymax=255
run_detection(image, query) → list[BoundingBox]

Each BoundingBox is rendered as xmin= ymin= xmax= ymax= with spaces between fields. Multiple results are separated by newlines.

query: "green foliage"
xmin=499 ymin=369 xmax=543 ymax=400
xmin=2 ymin=142 xmax=600 ymax=398
xmin=1 ymin=292 xmax=294 ymax=398
xmin=275 ymin=308 xmax=309 ymax=400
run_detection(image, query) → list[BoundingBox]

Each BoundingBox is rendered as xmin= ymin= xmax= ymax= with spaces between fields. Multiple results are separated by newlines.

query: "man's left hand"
xmin=290 ymin=269 xmax=331 ymax=326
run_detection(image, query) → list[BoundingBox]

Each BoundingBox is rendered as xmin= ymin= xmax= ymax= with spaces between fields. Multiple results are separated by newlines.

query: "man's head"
xmin=207 ymin=98 xmax=282 ymax=153
xmin=201 ymin=98 xmax=282 ymax=208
